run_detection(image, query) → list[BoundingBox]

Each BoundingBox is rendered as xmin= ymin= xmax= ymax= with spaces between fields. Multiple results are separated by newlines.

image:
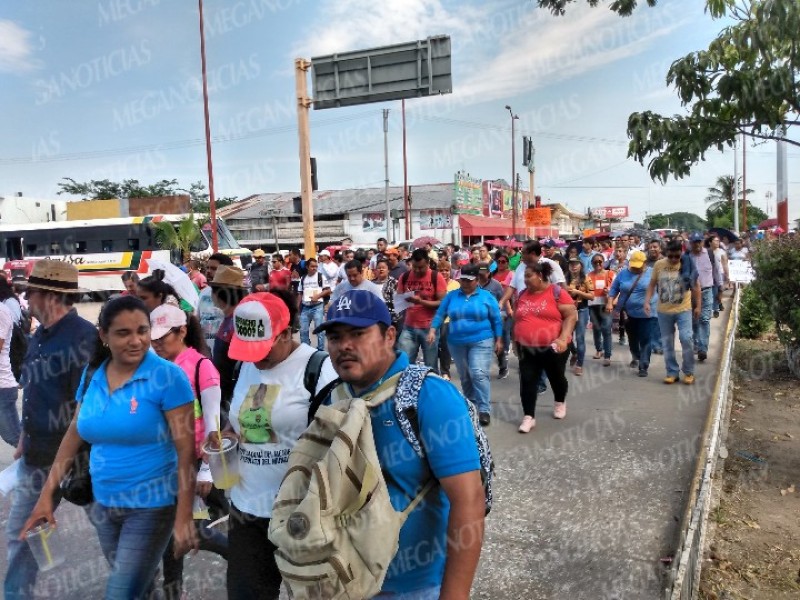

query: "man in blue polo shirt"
xmin=5 ymin=260 xmax=98 ymax=600
xmin=315 ymin=290 xmax=485 ymax=599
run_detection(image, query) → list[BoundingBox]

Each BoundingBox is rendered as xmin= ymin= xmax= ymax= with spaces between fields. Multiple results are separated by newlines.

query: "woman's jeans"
xmin=448 ymin=338 xmax=493 ymax=414
xmin=625 ymin=316 xmax=658 ymax=372
xmin=589 ymin=305 xmax=613 ymax=358
xmin=519 ymin=346 xmax=569 ymax=417
xmin=573 ymin=308 xmax=589 ymax=367
xmin=0 ymin=386 xmax=20 ymax=447
xmin=88 ymin=502 xmax=176 ymax=600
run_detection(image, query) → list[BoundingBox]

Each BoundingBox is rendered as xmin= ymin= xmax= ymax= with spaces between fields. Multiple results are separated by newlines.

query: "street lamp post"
xmin=505 ymin=105 xmax=519 ymax=238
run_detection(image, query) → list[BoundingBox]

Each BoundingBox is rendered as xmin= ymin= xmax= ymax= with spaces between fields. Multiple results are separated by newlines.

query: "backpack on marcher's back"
xmin=268 ymin=365 xmax=493 ymax=599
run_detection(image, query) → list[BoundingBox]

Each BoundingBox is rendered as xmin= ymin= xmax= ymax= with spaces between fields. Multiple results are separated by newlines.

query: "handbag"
xmin=612 ymin=270 xmax=645 ymax=318
xmin=60 ymin=366 xmax=97 ymax=506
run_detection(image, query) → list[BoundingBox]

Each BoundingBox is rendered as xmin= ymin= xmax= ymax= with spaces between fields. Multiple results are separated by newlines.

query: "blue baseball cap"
xmin=314 ymin=289 xmax=391 ymax=333
xmin=689 ymin=232 xmax=704 ymax=243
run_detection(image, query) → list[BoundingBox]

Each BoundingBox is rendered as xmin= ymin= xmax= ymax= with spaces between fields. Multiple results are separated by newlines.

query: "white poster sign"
xmin=728 ymin=259 xmax=754 ymax=283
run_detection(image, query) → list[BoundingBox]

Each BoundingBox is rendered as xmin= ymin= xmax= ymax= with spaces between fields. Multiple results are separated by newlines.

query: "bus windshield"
xmin=199 ymin=219 xmax=239 ymax=250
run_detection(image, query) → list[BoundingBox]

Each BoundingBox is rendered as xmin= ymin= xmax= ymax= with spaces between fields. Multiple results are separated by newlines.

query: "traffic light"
xmin=310 ymin=157 xmax=318 ymax=191
xmin=522 ymin=136 xmax=530 ymax=166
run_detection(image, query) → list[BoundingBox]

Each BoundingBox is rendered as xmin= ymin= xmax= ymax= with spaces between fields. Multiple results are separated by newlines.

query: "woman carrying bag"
xmin=513 ymin=262 xmax=577 ymax=433
xmin=607 ymin=251 xmax=658 ymax=377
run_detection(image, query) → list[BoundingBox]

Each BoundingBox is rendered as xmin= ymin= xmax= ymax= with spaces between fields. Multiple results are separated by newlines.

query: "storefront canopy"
xmin=459 ymin=215 xmax=528 ymax=237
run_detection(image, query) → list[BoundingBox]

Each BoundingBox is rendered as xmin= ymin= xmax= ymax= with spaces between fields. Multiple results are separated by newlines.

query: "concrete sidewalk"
xmin=472 ymin=308 xmax=729 ymax=599
xmin=0 ymin=302 xmax=730 ymax=598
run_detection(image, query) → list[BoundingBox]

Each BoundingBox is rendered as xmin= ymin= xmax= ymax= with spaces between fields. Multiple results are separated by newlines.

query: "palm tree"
xmin=704 ymin=175 xmax=754 ymax=214
xmin=150 ymin=215 xmax=201 ymax=263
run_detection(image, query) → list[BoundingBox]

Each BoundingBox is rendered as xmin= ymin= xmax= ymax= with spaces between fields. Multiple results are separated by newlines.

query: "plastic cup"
xmin=202 ymin=437 xmax=240 ymax=490
xmin=26 ymin=523 xmax=65 ymax=572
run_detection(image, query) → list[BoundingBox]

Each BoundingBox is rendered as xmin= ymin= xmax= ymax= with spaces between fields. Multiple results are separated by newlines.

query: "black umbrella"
xmin=626 ymin=227 xmax=656 ymax=240
xmin=708 ymin=227 xmax=739 ymax=242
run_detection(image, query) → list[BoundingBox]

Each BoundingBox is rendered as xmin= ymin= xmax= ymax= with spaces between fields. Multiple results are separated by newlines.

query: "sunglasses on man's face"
xmin=667 ymin=253 xmax=681 ymax=259
xmin=592 ymin=261 xmax=603 ymax=266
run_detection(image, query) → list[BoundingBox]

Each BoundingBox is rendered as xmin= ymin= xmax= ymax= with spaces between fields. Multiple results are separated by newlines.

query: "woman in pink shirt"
xmin=149 ymin=304 xmax=226 ymax=599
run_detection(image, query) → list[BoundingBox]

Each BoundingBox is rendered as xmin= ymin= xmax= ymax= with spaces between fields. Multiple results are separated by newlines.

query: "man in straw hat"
xmin=208 ymin=265 xmax=249 ymax=420
xmin=5 ymin=260 xmax=98 ymax=599
xmin=198 ymin=253 xmax=234 ymax=354
xmin=248 ymin=249 xmax=269 ymax=293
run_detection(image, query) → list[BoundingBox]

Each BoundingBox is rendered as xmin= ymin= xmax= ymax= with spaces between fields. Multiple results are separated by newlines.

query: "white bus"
xmin=0 ymin=214 xmax=252 ymax=295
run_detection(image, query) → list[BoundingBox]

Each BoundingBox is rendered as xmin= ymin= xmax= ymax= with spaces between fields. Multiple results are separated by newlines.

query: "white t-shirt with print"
xmin=228 ymin=343 xmax=338 ymax=517
xmin=0 ymin=303 xmax=17 ymax=388
xmin=299 ymin=273 xmax=329 ymax=306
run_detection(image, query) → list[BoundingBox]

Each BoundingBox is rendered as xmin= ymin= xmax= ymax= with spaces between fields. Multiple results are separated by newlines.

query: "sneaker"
xmin=569 ymin=354 xmax=578 ymax=367
xmin=713 ymin=310 xmax=719 ymax=319
xmin=441 ymin=373 xmax=451 ymax=381
xmin=603 ymin=358 xmax=611 ymax=367
xmin=629 ymin=359 xmax=639 ymax=368
xmin=638 ymin=369 xmax=648 ymax=377
xmin=619 ymin=337 xmax=627 ymax=346
xmin=683 ymin=374 xmax=695 ymax=385
xmin=663 ymin=375 xmax=678 ymax=384
xmin=553 ymin=402 xmax=566 ymax=419
xmin=593 ymin=351 xmax=603 ymax=360
xmin=479 ymin=412 xmax=491 ymax=426
xmin=573 ymin=366 xmax=583 ymax=376
xmin=498 ymin=368 xmax=509 ymax=379
xmin=653 ymin=348 xmax=663 ymax=355
xmin=537 ymin=384 xmax=548 ymax=395
xmin=518 ymin=416 xmax=535 ymax=433
xmin=697 ymin=351 xmax=707 ymax=362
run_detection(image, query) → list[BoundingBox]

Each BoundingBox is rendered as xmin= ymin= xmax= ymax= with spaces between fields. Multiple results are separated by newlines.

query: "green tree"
xmin=704 ymin=174 xmax=754 ymax=216
xmin=707 ymin=201 xmax=767 ymax=229
xmin=179 ymin=181 xmax=238 ymax=213
xmin=150 ymin=214 xmax=201 ymax=263
xmin=57 ymin=177 xmax=180 ymax=199
xmin=539 ymin=0 xmax=800 ymax=182
xmin=645 ymin=211 xmax=707 ymax=231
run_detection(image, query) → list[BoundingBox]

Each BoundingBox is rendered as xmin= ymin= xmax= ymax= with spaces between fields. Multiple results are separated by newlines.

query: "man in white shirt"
xmin=198 ymin=253 xmax=232 ymax=354
xmin=329 ymin=260 xmax=385 ymax=305
xmin=298 ymin=258 xmax=331 ymax=351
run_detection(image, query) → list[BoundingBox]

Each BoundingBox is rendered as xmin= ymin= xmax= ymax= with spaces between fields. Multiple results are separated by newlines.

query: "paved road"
xmin=0 ymin=301 xmax=728 ymax=598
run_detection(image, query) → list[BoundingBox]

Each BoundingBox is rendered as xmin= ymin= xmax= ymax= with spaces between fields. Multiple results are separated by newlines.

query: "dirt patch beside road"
xmin=700 ymin=338 xmax=800 ymax=599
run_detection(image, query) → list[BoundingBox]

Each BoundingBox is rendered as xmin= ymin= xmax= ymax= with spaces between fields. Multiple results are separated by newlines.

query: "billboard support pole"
xmin=198 ymin=0 xmax=217 ymax=252
xmin=383 ymin=109 xmax=391 ymax=243
xmin=295 ymin=58 xmax=315 ymax=259
xmin=403 ymin=100 xmax=410 ymax=240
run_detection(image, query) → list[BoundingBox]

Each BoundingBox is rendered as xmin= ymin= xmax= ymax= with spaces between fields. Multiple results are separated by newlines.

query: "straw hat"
xmin=252 ymin=248 xmax=266 ymax=258
xmin=209 ymin=265 xmax=248 ymax=289
xmin=23 ymin=259 xmax=88 ymax=294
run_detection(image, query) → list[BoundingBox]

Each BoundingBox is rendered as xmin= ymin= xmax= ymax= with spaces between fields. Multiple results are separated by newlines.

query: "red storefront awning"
xmin=459 ymin=215 xmax=528 ymax=237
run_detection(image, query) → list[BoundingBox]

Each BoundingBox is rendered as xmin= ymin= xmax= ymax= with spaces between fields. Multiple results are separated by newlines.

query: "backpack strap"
xmin=303 ymin=350 xmax=329 ymax=398
xmin=394 ymin=365 xmax=432 ymax=459
xmin=194 ymin=357 xmax=207 ymax=416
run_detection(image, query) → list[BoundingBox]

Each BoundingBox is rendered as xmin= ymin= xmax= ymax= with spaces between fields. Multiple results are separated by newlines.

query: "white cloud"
xmin=292 ymin=0 xmax=485 ymax=59
xmin=0 ymin=20 xmax=40 ymax=73
xmin=457 ymin=3 xmax=688 ymax=103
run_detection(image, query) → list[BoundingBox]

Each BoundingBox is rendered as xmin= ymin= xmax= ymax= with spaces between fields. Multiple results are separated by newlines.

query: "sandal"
xmin=593 ymin=351 xmax=603 ymax=359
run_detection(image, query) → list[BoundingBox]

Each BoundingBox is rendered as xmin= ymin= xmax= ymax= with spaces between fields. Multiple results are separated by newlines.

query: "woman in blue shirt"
xmin=21 ymin=295 xmax=198 ymax=599
xmin=607 ymin=251 xmax=658 ymax=377
xmin=427 ymin=264 xmax=503 ymax=426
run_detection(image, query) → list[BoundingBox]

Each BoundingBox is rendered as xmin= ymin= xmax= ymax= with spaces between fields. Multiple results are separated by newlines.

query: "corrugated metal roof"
xmin=218 ymin=183 xmax=454 ymax=220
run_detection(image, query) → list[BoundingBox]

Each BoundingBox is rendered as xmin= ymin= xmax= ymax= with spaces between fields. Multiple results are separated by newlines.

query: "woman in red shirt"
xmin=513 ymin=262 xmax=577 ymax=433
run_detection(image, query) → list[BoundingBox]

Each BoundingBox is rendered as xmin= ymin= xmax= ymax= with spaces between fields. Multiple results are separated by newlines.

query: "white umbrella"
xmin=145 ymin=259 xmax=200 ymax=313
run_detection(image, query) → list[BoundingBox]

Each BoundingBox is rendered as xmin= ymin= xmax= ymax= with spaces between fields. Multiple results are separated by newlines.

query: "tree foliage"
xmin=539 ymin=0 xmax=800 ymax=182
xmin=644 ymin=211 xmax=707 ymax=231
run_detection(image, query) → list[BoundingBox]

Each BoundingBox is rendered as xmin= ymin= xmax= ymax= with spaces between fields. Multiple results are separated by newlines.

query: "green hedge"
xmin=750 ymin=236 xmax=800 ymax=347
xmin=737 ymin=284 xmax=771 ymax=339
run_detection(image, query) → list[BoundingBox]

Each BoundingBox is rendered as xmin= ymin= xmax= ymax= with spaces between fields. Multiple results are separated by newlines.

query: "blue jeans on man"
xmin=89 ymin=502 xmax=176 ymax=600
xmin=658 ymin=310 xmax=695 ymax=377
xmin=692 ymin=287 xmax=714 ymax=354
xmin=299 ymin=303 xmax=326 ymax=351
xmin=398 ymin=327 xmax=439 ymax=370
xmin=4 ymin=461 xmax=56 ymax=600
xmin=448 ymin=338 xmax=493 ymax=414
xmin=0 ymin=386 xmax=20 ymax=447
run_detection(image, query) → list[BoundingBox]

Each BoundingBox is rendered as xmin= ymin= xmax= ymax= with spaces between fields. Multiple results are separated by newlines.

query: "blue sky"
xmin=0 ymin=0 xmax=797 ymax=225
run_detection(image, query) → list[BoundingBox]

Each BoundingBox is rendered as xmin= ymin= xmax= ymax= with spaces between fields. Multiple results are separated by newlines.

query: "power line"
xmin=0 ymin=110 xmax=381 ymax=165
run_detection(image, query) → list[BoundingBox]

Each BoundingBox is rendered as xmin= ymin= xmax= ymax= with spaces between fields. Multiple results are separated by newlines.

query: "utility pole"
xmin=383 ymin=109 xmax=391 ymax=243
xmin=198 ymin=0 xmax=217 ymax=252
xmin=402 ymin=100 xmax=410 ymax=240
xmin=733 ymin=137 xmax=740 ymax=234
xmin=295 ymin=58 xmax=315 ymax=258
xmin=529 ymin=143 xmax=535 ymax=212
xmin=505 ymin=106 xmax=518 ymax=236
xmin=742 ymin=132 xmax=747 ymax=229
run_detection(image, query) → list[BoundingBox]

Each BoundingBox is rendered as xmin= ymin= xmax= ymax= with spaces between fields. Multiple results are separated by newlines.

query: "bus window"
xmin=50 ymin=242 xmax=61 ymax=254
xmin=76 ymin=241 xmax=87 ymax=254
xmin=5 ymin=237 xmax=23 ymax=261
xmin=102 ymin=240 xmax=113 ymax=253
xmin=26 ymin=244 xmax=38 ymax=256
xmin=128 ymin=238 xmax=140 ymax=251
